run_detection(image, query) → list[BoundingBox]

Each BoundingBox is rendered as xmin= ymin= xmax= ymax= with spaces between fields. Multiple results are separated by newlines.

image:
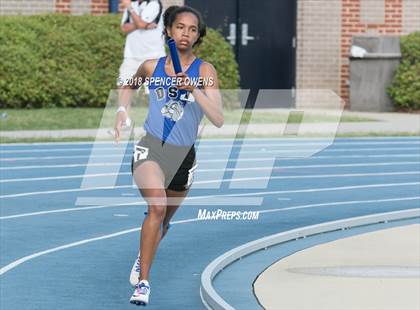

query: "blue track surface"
xmin=1 ymin=137 xmax=419 ymax=310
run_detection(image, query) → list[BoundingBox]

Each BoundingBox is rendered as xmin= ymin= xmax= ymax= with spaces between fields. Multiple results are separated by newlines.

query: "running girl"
xmin=114 ymin=5 xmax=223 ymax=306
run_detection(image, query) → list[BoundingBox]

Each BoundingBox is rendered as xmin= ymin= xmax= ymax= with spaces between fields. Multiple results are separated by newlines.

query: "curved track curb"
xmin=200 ymin=209 xmax=420 ymax=310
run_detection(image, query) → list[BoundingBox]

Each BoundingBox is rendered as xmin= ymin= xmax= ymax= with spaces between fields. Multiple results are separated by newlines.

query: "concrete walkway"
xmin=254 ymin=224 xmax=420 ymax=310
xmin=0 ymin=111 xmax=419 ymax=140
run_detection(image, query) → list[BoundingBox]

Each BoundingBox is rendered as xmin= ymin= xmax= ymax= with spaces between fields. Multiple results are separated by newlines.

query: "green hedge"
xmin=0 ymin=14 xmax=239 ymax=109
xmin=388 ymin=31 xmax=420 ymax=110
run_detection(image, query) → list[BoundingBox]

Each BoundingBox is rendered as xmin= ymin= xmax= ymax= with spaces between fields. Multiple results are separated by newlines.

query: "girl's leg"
xmin=133 ymin=161 xmax=167 ymax=282
xmin=161 ymin=189 xmax=189 ymax=239
xmin=141 ymin=189 xmax=189 ymax=281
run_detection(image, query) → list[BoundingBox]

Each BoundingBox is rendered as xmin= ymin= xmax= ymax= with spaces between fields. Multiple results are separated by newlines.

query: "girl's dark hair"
xmin=163 ymin=5 xmax=207 ymax=47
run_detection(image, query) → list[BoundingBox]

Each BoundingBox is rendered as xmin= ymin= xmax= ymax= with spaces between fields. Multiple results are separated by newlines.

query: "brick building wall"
xmin=296 ymin=0 xmax=418 ymax=105
xmin=296 ymin=0 xmax=342 ymax=96
xmin=296 ymin=0 xmax=420 ymax=102
xmin=403 ymin=0 xmax=420 ymax=34
xmin=0 ymin=0 xmax=418 ymax=105
xmin=0 ymin=0 xmax=183 ymax=15
xmin=0 ymin=0 xmax=55 ymax=15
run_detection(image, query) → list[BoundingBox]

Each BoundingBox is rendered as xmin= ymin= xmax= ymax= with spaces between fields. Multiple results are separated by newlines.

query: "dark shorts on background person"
xmin=131 ymin=133 xmax=197 ymax=191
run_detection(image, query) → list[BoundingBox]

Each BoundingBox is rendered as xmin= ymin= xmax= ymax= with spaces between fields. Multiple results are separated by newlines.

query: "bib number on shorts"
xmin=133 ymin=146 xmax=149 ymax=163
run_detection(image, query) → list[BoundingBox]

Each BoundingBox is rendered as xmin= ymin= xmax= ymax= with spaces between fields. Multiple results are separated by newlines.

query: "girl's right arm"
xmin=114 ymin=60 xmax=155 ymax=143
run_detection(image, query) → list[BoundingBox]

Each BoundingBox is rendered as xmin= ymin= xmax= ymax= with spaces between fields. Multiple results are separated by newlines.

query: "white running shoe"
xmin=129 ymin=221 xmax=171 ymax=286
xmin=130 ymin=280 xmax=150 ymax=306
xmin=129 ymin=253 xmax=141 ymax=287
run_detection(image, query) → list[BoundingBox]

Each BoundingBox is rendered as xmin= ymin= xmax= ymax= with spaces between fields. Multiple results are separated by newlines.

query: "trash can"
xmin=349 ymin=36 xmax=402 ymax=112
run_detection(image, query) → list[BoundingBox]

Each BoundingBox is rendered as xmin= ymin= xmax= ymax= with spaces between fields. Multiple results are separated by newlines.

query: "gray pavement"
xmin=254 ymin=224 xmax=420 ymax=310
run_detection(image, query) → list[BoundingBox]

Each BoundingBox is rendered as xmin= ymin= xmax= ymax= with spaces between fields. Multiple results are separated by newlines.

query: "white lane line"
xmin=1 ymin=172 xmax=126 ymax=183
xmin=2 ymin=161 xmax=419 ymax=183
xmin=1 ymin=198 xmax=419 ymax=276
xmin=0 ymin=185 xmax=130 ymax=199
xmin=0 ymin=136 xmax=418 ymax=147
xmin=0 ymin=201 xmax=144 ymax=219
xmin=0 ymin=228 xmax=142 ymax=276
xmin=1 ymin=170 xmax=419 ymax=199
xmin=216 ymin=183 xmax=420 ymax=198
xmin=196 ymin=171 xmax=420 ymax=185
xmin=1 ymin=182 xmax=419 ymax=220
xmin=1 ymin=147 xmax=419 ymax=162
xmin=1 ymin=162 xmax=122 ymax=171
xmin=0 ymin=217 xmax=199 ymax=276
xmin=271 ymin=196 xmax=420 ymax=212
xmin=199 ymin=161 xmax=420 ymax=171
xmin=1 ymin=141 xmax=419 ymax=154
xmin=1 ymin=154 xmax=420 ymax=171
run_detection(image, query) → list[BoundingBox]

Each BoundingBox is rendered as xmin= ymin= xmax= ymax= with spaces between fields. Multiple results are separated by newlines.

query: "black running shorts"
xmin=131 ymin=133 xmax=197 ymax=191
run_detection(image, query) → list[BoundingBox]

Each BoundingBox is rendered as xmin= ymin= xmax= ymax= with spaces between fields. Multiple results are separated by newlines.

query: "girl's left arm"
xmin=177 ymin=62 xmax=224 ymax=128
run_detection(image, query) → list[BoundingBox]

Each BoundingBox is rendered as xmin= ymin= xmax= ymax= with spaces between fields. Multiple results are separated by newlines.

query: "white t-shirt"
xmin=121 ymin=0 xmax=166 ymax=60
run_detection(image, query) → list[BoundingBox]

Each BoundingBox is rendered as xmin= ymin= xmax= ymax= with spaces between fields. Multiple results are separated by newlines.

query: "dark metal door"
xmin=184 ymin=0 xmax=237 ymax=46
xmin=185 ymin=0 xmax=296 ymax=107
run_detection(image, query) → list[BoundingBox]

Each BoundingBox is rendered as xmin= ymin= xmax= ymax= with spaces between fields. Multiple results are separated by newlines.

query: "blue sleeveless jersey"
xmin=144 ymin=56 xmax=204 ymax=146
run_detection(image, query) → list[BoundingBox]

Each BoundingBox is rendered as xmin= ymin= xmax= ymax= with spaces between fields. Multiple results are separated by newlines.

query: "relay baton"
xmin=167 ymin=38 xmax=190 ymax=101
xmin=167 ymin=38 xmax=182 ymax=74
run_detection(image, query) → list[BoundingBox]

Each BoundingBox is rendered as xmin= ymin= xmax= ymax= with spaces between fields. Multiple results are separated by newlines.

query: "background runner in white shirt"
xmin=118 ymin=0 xmax=166 ymax=86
